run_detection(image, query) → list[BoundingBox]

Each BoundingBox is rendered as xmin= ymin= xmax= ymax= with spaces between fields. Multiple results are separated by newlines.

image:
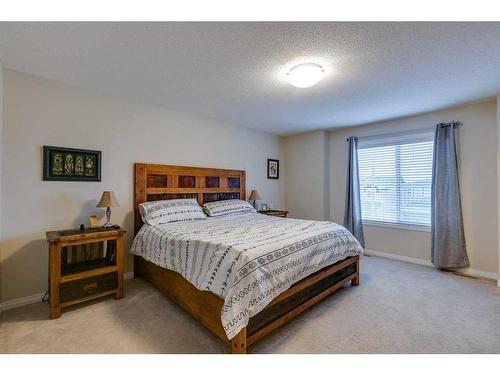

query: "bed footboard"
xmin=134 ymin=255 xmax=360 ymax=354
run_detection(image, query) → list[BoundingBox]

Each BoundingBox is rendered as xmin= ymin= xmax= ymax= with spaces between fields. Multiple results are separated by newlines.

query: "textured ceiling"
xmin=1 ymin=22 xmax=500 ymax=135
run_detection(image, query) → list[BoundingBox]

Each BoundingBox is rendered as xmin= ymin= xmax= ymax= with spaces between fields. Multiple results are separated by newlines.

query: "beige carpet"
xmin=1 ymin=255 xmax=499 ymax=354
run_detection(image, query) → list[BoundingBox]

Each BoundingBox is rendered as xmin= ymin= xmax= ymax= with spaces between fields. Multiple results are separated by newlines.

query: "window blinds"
xmin=357 ymin=130 xmax=434 ymax=227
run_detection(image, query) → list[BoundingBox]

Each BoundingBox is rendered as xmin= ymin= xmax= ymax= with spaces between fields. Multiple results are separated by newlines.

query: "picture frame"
xmin=260 ymin=203 xmax=268 ymax=211
xmin=89 ymin=215 xmax=99 ymax=228
xmin=43 ymin=146 xmax=101 ymax=181
xmin=267 ymin=159 xmax=279 ymax=179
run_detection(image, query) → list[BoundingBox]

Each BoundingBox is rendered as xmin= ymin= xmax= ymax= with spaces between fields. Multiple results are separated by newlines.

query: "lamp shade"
xmin=249 ymin=190 xmax=261 ymax=201
xmin=97 ymin=191 xmax=120 ymax=208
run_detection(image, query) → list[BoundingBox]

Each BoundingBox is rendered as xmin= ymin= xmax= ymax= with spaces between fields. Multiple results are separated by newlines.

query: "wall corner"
xmin=497 ymin=94 xmax=500 ymax=286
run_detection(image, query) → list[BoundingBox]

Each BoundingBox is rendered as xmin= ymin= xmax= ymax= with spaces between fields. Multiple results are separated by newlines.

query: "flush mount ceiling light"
xmin=286 ymin=63 xmax=325 ymax=88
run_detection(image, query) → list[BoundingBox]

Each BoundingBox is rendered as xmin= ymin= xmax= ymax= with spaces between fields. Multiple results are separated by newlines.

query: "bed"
xmin=133 ymin=163 xmax=363 ymax=353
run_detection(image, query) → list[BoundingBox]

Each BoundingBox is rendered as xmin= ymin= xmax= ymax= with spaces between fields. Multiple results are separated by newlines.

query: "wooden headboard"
xmin=134 ymin=163 xmax=246 ymax=234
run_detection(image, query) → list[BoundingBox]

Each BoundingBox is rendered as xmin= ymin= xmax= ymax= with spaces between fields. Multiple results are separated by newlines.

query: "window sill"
xmin=362 ymin=220 xmax=431 ymax=232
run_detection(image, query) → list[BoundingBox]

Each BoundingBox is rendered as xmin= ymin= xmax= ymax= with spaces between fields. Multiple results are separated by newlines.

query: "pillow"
xmin=139 ymin=199 xmax=206 ymax=225
xmin=203 ymin=199 xmax=256 ymax=217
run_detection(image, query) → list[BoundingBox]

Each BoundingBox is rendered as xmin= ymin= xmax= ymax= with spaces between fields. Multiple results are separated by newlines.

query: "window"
xmin=357 ymin=130 xmax=434 ymax=228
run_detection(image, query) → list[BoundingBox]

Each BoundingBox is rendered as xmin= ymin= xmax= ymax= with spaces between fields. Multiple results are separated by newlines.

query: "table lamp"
xmin=97 ymin=191 xmax=120 ymax=228
xmin=249 ymin=190 xmax=261 ymax=209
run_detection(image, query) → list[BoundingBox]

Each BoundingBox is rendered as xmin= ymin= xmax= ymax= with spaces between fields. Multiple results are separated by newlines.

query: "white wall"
xmin=330 ymin=100 xmax=498 ymax=276
xmin=282 ymin=130 xmax=329 ymax=220
xmin=0 ymin=70 xmax=284 ymax=302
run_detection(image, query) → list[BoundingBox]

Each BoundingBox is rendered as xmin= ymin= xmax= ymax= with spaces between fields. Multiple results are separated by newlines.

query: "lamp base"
xmin=103 ymin=207 xmax=113 ymax=228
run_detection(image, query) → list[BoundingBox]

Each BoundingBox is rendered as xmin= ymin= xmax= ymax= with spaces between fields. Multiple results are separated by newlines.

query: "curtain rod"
xmin=346 ymin=121 xmax=462 ymax=142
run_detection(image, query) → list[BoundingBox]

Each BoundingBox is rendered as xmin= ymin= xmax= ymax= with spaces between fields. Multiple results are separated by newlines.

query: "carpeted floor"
xmin=1 ymin=255 xmax=499 ymax=354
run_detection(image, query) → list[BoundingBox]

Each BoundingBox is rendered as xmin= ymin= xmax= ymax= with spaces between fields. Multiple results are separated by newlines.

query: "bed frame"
xmin=134 ymin=163 xmax=360 ymax=353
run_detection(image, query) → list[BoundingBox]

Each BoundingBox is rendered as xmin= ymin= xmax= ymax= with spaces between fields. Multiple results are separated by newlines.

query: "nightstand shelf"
xmin=258 ymin=209 xmax=289 ymax=218
xmin=46 ymin=226 xmax=126 ymax=319
xmin=61 ymin=258 xmax=115 ymax=277
xmin=61 ymin=264 xmax=118 ymax=283
xmin=60 ymin=290 xmax=117 ymax=308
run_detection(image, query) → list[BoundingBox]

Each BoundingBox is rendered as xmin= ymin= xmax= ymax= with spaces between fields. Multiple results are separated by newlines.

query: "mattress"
xmin=130 ymin=212 xmax=363 ymax=339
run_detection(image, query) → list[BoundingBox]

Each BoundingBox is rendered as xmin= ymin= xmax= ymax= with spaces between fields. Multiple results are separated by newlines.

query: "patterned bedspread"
xmin=130 ymin=212 xmax=363 ymax=339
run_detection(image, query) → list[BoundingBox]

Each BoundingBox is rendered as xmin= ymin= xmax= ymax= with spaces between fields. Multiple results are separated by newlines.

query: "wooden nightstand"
xmin=46 ymin=226 xmax=126 ymax=319
xmin=258 ymin=210 xmax=289 ymax=218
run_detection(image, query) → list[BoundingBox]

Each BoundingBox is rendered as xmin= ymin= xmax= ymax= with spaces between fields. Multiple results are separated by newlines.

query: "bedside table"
xmin=258 ymin=209 xmax=289 ymax=218
xmin=46 ymin=226 xmax=126 ymax=319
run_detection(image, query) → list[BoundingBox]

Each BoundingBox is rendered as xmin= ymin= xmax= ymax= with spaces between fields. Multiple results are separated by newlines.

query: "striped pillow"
xmin=203 ymin=199 xmax=256 ymax=217
xmin=139 ymin=199 xmax=206 ymax=225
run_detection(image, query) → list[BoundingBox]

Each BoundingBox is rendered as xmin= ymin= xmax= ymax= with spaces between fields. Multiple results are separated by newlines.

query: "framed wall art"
xmin=267 ymin=158 xmax=279 ymax=179
xmin=43 ymin=146 xmax=101 ymax=181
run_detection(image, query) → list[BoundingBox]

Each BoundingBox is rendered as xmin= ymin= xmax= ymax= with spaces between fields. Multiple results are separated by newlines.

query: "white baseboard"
xmin=0 ymin=292 xmax=46 ymax=312
xmin=0 ymin=271 xmax=136 ymax=312
xmin=364 ymin=249 xmax=434 ymax=267
xmin=459 ymin=267 xmax=499 ymax=281
xmin=364 ymin=249 xmax=498 ymax=281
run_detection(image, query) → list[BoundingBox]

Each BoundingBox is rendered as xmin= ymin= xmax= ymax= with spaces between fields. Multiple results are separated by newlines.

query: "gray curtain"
xmin=344 ymin=136 xmax=365 ymax=247
xmin=431 ymin=122 xmax=469 ymax=269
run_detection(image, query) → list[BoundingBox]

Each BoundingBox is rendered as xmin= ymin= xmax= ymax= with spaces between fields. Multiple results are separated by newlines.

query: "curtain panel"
xmin=344 ymin=136 xmax=365 ymax=247
xmin=431 ymin=122 xmax=469 ymax=269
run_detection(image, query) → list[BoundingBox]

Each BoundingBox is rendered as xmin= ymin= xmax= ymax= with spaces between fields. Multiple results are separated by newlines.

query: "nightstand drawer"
xmin=60 ymin=272 xmax=117 ymax=303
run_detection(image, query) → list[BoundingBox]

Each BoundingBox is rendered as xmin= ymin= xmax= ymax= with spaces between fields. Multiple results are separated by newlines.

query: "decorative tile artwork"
xmin=43 ymin=146 xmax=101 ymax=181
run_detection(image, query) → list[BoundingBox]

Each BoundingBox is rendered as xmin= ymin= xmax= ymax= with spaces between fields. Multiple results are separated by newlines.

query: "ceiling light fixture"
xmin=286 ymin=63 xmax=325 ymax=88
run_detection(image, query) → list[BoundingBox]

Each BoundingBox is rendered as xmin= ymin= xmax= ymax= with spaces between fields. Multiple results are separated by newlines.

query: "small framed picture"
xmin=261 ymin=203 xmax=268 ymax=211
xmin=89 ymin=215 xmax=99 ymax=228
xmin=267 ymin=159 xmax=279 ymax=179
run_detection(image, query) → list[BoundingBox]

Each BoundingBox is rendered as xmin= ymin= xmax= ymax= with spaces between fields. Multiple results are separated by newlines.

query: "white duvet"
xmin=130 ymin=212 xmax=363 ymax=339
